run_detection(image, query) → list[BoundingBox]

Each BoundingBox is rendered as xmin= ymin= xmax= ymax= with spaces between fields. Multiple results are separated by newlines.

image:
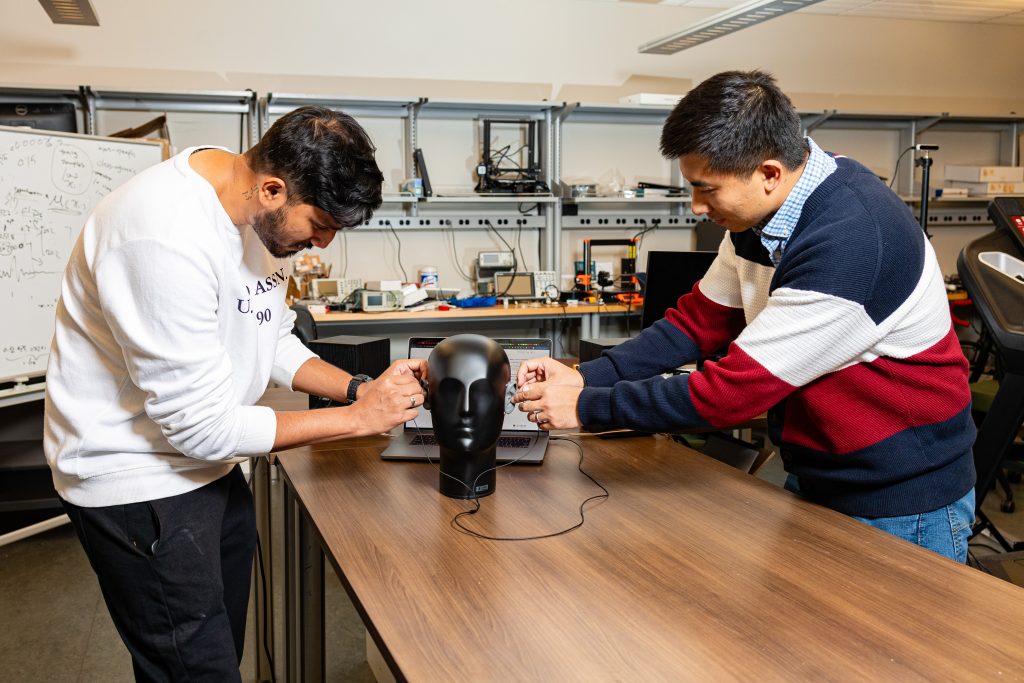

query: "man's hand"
xmin=513 ymin=381 xmax=583 ymax=430
xmin=348 ymin=359 xmax=427 ymax=435
xmin=516 ymin=357 xmax=584 ymax=390
xmin=356 ymin=358 xmax=427 ymax=401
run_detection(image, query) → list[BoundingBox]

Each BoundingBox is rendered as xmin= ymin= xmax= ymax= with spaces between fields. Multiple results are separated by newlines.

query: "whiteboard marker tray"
xmin=979 ymin=251 xmax=1024 ymax=288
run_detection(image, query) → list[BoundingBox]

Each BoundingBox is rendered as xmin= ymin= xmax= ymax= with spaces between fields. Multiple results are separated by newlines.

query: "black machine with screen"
xmin=640 ymin=250 xmax=718 ymax=329
xmin=957 ymin=196 xmax=1024 ymax=551
xmin=0 ymin=102 xmax=77 ymax=133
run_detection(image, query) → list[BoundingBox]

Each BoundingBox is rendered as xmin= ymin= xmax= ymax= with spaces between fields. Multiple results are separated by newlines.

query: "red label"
xmin=1014 ymin=215 xmax=1024 ymax=238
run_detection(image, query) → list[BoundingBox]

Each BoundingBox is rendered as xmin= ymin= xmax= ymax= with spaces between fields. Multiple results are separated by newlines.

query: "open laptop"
xmin=380 ymin=337 xmax=551 ymax=464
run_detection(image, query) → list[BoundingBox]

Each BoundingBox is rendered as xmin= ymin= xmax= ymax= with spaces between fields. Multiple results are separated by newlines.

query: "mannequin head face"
xmin=427 ymin=335 xmax=510 ymax=453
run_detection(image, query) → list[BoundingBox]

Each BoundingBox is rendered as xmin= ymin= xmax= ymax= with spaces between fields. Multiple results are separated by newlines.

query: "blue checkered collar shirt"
xmin=751 ymin=136 xmax=837 ymax=266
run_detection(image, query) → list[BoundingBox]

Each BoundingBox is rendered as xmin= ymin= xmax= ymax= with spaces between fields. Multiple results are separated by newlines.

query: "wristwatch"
xmin=346 ymin=374 xmax=371 ymax=403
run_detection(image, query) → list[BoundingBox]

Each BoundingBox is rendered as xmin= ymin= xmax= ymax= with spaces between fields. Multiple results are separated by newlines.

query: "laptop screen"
xmin=407 ymin=337 xmax=552 ymax=431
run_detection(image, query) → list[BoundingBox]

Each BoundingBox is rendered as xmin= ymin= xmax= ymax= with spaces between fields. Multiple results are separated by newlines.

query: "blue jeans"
xmin=785 ymin=475 xmax=975 ymax=563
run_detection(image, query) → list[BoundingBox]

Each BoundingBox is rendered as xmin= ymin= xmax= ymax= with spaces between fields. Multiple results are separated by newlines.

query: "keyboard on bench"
xmin=409 ymin=434 xmax=532 ymax=449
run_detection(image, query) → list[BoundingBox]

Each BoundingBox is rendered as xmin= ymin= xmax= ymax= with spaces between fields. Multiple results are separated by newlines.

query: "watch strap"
xmin=346 ymin=374 xmax=371 ymax=403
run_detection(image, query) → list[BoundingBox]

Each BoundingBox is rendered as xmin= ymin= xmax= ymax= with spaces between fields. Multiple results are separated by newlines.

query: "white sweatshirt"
xmin=44 ymin=147 xmax=316 ymax=507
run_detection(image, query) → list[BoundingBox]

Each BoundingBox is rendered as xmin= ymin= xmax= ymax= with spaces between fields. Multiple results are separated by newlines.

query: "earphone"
xmin=418 ymin=378 xmax=518 ymax=415
xmin=504 ymin=380 xmax=517 ymax=415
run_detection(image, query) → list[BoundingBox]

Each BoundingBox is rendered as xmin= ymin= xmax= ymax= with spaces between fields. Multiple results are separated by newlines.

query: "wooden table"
xmin=268 ymin=394 xmax=1024 ymax=682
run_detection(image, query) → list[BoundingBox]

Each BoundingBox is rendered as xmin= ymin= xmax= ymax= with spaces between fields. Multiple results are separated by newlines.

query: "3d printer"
xmin=575 ymin=238 xmax=643 ymax=304
xmin=474 ymin=118 xmax=549 ymax=195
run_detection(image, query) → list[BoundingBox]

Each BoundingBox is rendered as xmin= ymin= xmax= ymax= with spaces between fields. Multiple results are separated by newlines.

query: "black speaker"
xmin=308 ymin=335 xmax=390 ymax=409
xmin=578 ymin=337 xmax=630 ymax=363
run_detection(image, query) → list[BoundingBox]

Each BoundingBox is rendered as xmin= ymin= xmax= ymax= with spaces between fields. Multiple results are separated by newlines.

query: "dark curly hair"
xmin=246 ymin=106 xmax=384 ymax=228
xmin=660 ymin=70 xmax=806 ymax=176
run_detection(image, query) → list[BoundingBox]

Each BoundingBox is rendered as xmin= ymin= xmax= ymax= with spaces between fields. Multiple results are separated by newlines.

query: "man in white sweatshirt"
xmin=43 ymin=106 xmax=423 ymax=681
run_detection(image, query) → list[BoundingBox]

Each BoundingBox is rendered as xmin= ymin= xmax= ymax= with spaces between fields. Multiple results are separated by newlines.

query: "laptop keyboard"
xmin=409 ymin=434 xmax=533 ymax=449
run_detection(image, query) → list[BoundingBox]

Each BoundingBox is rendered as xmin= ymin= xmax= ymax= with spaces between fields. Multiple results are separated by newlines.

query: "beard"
xmin=251 ymin=206 xmax=311 ymax=258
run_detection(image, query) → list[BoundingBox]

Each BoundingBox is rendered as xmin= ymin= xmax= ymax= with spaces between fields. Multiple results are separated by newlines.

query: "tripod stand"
xmin=915 ymin=147 xmax=937 ymax=238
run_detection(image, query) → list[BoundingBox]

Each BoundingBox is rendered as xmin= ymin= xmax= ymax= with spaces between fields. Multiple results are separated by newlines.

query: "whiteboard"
xmin=0 ymin=126 xmax=164 ymax=383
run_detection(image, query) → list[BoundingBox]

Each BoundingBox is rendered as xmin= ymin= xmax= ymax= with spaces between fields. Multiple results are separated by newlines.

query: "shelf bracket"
xmin=802 ymin=109 xmax=836 ymax=135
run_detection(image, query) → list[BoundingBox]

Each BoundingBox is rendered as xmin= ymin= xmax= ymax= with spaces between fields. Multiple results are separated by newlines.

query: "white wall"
xmin=3 ymin=1 xmax=1023 ymax=107
xmin=2 ymin=0 xmax=1021 ymax=281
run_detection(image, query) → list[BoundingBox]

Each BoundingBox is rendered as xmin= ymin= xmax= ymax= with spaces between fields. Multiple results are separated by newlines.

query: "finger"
xmin=513 ymin=384 xmax=539 ymax=403
xmin=384 ymin=374 xmax=419 ymax=387
xmin=517 ymin=400 xmax=541 ymax=414
xmin=389 ymin=359 xmax=416 ymax=376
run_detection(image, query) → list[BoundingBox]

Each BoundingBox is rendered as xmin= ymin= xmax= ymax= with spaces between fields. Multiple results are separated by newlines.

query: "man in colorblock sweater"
xmin=513 ymin=70 xmax=976 ymax=562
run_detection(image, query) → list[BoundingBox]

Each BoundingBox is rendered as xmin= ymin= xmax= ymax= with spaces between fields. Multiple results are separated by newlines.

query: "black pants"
xmin=63 ymin=465 xmax=256 ymax=682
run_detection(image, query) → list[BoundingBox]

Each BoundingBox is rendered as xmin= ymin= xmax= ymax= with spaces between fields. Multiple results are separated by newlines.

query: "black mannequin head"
xmin=427 ymin=334 xmax=510 ymax=499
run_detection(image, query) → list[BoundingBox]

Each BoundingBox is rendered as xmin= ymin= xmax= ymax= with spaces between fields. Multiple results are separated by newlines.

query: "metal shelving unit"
xmin=566 ymin=196 xmax=690 ymax=203
xmin=800 ymin=109 xmax=1023 ymax=210
xmin=0 ymin=85 xmax=86 ymax=134
xmin=260 ymin=93 xmax=419 ymax=186
xmin=411 ymin=98 xmax=563 ymax=272
xmin=82 ymin=87 xmax=258 ymax=149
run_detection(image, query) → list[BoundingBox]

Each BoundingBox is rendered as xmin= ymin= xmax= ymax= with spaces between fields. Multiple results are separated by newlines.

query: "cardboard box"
xmin=944 ymin=165 xmax=1024 ymax=183
xmin=949 ymin=180 xmax=1024 ymax=196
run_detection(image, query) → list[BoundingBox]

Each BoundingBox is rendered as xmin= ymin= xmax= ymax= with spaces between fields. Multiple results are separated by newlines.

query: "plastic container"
xmin=419 ymin=266 xmax=439 ymax=288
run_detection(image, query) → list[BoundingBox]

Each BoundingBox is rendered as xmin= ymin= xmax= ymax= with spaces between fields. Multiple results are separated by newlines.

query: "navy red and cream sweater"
xmin=577 ymin=156 xmax=976 ymax=517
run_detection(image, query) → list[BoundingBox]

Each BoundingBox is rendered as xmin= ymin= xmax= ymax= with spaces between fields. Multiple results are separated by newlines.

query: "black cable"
xmin=633 ymin=218 xmax=657 ymax=254
xmin=484 ymin=219 xmax=519 ymax=298
xmin=515 ymin=220 xmax=530 ymax=272
xmin=384 ymin=220 xmax=408 ymax=282
xmin=444 ymin=220 xmax=474 ymax=284
xmin=453 ymin=437 xmax=609 ymax=541
xmin=340 ymin=229 xmax=348 ymax=278
xmin=409 ymin=419 xmax=609 ymax=541
xmin=247 ymin=462 xmax=277 ymax=683
xmin=559 ymin=303 xmax=570 ymax=357
xmin=888 ymin=146 xmax=915 ymax=190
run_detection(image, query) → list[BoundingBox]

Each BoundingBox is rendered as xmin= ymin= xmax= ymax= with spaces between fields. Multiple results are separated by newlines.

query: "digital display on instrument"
xmin=494 ymin=273 xmax=534 ymax=298
xmin=313 ymin=279 xmax=339 ymax=298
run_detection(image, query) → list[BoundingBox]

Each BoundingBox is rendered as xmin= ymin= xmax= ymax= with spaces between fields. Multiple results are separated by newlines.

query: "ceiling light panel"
xmin=639 ymin=0 xmax=826 ymax=53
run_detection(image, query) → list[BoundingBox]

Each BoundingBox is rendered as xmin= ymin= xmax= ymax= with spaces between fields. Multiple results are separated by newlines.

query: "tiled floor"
xmin=2 ymin=465 xmax=1022 ymax=682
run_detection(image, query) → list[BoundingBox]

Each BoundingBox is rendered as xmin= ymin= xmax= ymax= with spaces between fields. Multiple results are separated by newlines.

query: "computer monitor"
xmin=0 ymin=102 xmax=78 ymax=133
xmin=640 ymin=250 xmax=718 ymax=329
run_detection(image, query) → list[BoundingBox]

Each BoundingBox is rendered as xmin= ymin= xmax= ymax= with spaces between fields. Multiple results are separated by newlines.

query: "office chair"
xmin=290 ymin=304 xmax=317 ymax=348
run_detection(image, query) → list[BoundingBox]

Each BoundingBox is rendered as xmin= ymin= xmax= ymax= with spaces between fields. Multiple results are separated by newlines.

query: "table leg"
xmin=284 ymin=481 xmax=325 ymax=683
xmin=284 ymin=483 xmax=297 ymax=682
xmin=252 ymin=458 xmax=274 ymax=683
xmin=299 ymin=508 xmax=325 ymax=682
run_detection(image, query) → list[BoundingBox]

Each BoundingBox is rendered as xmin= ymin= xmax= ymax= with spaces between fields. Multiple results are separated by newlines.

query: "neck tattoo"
xmin=242 ymin=185 xmax=258 ymax=200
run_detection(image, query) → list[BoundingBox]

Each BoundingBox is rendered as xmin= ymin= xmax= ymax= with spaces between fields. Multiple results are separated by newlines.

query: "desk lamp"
xmin=426 ymin=335 xmax=510 ymax=499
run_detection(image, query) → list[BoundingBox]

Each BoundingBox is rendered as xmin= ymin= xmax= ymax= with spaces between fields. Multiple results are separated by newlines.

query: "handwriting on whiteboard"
xmin=0 ymin=136 xmax=141 ymax=294
xmin=0 ymin=127 xmax=162 ymax=381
